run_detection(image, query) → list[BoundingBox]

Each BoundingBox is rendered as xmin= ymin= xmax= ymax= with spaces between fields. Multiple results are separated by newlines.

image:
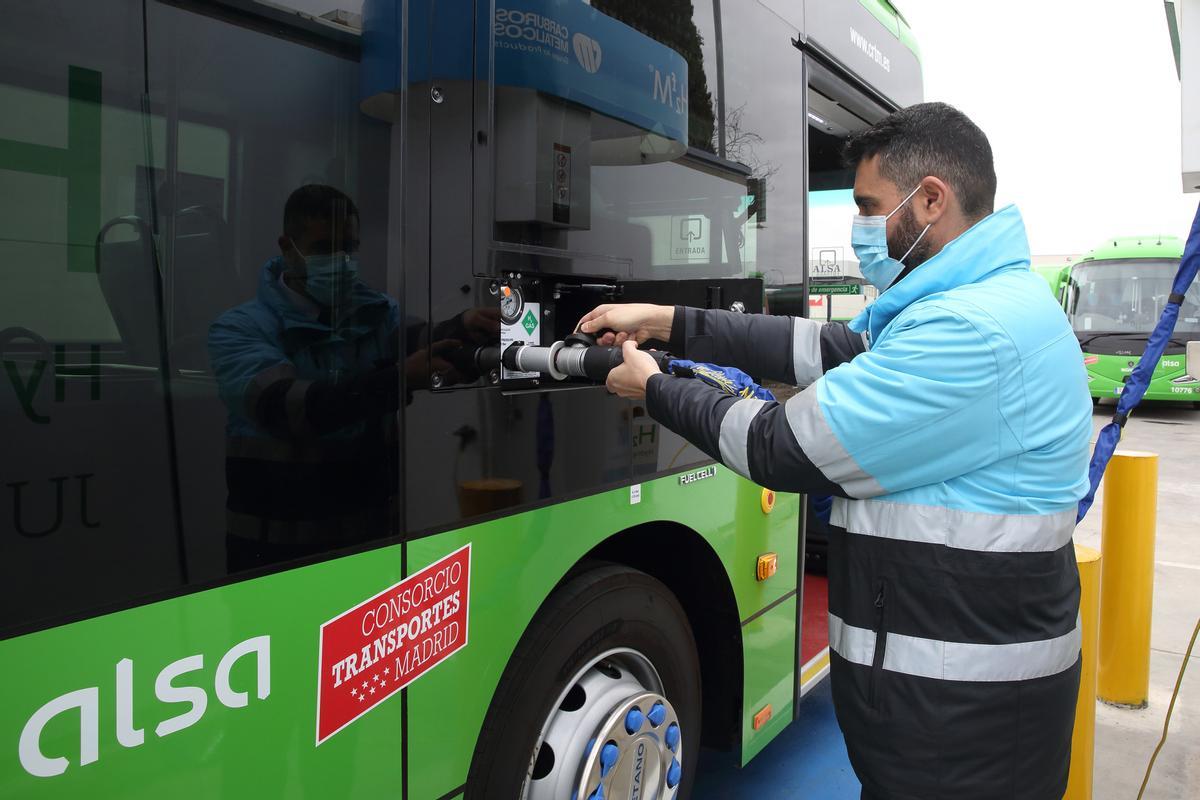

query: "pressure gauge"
xmin=499 ymin=284 xmax=524 ymax=324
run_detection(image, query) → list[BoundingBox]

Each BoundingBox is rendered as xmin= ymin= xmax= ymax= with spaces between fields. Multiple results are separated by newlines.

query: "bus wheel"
xmin=466 ymin=564 xmax=701 ymax=800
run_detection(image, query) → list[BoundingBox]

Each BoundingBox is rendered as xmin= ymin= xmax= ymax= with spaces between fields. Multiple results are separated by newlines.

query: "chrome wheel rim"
xmin=521 ymin=648 xmax=683 ymax=800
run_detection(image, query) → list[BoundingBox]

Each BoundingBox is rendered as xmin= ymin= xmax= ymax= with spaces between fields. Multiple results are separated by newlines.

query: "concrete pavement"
xmin=1075 ymin=400 xmax=1200 ymax=799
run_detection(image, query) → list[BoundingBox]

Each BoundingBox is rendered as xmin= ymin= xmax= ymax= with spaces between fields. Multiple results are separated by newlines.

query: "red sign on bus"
xmin=316 ymin=544 xmax=471 ymax=744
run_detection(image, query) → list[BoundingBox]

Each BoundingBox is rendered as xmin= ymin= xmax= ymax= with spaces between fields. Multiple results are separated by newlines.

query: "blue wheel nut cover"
xmin=600 ymin=742 xmax=619 ymax=776
xmin=624 ymin=707 xmax=645 ymax=734
xmin=647 ymin=702 xmax=667 ymax=727
xmin=667 ymin=758 xmax=682 ymax=788
xmin=665 ymin=722 xmax=680 ymax=751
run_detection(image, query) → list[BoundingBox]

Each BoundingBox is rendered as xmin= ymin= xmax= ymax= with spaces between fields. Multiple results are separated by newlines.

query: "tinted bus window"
xmin=592 ymin=0 xmax=719 ymax=154
xmin=0 ymin=1 xmax=182 ymax=635
xmin=146 ymin=0 xmax=400 ymax=580
xmin=720 ymin=2 xmax=808 ymax=293
xmin=1 ymin=1 xmax=401 ymax=637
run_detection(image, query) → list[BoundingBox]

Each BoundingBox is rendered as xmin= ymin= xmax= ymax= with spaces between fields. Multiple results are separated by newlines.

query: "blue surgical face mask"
xmin=290 ymin=245 xmax=358 ymax=307
xmin=850 ymin=185 xmax=931 ymax=292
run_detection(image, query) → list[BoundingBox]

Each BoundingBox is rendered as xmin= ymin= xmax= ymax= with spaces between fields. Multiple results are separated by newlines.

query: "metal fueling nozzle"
xmin=499 ymin=331 xmax=672 ymax=382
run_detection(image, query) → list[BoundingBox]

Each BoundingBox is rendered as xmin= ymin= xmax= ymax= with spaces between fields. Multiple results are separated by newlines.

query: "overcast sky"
xmin=898 ymin=0 xmax=1197 ymax=257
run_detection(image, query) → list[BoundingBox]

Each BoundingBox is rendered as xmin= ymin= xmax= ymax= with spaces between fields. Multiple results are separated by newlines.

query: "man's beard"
xmin=888 ymin=204 xmax=934 ymax=277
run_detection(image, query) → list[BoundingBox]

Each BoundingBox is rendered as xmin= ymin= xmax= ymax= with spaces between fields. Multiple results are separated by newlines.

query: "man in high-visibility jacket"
xmin=585 ymin=102 xmax=1092 ymax=799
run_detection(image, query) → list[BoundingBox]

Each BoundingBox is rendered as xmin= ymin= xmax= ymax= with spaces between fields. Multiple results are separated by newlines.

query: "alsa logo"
xmin=850 ymin=27 xmax=891 ymax=73
xmin=18 ymin=636 xmax=270 ymax=778
xmin=573 ymin=32 xmax=602 ymax=73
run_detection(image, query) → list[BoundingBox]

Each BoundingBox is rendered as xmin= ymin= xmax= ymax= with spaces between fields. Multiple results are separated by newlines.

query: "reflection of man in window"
xmin=208 ymin=185 xmax=403 ymax=572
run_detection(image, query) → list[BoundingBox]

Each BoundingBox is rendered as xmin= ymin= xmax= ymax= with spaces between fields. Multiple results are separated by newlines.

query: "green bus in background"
xmin=0 ymin=1 xmax=922 ymax=798
xmin=1033 ymin=264 xmax=1069 ymax=300
xmin=1048 ymin=236 xmax=1200 ymax=405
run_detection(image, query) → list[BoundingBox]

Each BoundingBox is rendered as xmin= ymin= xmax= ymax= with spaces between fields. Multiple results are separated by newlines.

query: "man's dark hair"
xmin=283 ymin=184 xmax=359 ymax=241
xmin=843 ymin=102 xmax=997 ymax=220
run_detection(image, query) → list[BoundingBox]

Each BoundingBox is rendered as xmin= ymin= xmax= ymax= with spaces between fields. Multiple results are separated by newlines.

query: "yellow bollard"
xmin=1065 ymin=544 xmax=1101 ymax=800
xmin=1097 ymin=450 xmax=1158 ymax=708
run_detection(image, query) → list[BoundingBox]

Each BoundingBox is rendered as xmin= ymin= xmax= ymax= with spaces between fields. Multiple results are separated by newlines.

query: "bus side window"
xmin=721 ymin=2 xmax=809 ymax=303
xmin=144 ymin=1 xmax=400 ymax=581
xmin=0 ymin=0 xmax=404 ymax=639
xmin=0 ymin=1 xmax=185 ymax=636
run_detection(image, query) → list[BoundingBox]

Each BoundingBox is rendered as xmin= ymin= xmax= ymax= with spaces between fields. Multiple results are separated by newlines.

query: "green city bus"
xmin=1053 ymin=236 xmax=1200 ymax=405
xmin=1033 ymin=264 xmax=1069 ymax=300
xmin=0 ymin=1 xmax=922 ymax=797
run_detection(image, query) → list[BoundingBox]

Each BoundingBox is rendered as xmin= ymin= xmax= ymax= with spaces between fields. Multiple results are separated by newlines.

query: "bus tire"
xmin=465 ymin=563 xmax=701 ymax=800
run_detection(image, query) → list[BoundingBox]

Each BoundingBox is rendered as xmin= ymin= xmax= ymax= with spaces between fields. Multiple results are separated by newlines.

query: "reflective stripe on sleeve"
xmin=831 ymin=499 xmax=1078 ymax=553
xmin=718 ymin=397 xmax=769 ymax=480
xmin=784 ymin=387 xmax=885 ymax=498
xmin=791 ymin=317 xmax=825 ymax=386
xmin=829 ymin=612 xmax=1081 ymax=683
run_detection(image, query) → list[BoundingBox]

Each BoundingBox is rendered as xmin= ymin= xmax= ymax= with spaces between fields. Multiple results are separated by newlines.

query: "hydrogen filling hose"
xmin=497 ymin=331 xmax=673 ymax=382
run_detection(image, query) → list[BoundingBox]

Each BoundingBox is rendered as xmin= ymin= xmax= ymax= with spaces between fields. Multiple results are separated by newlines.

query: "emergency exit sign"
xmin=809 ymin=283 xmax=862 ymax=296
